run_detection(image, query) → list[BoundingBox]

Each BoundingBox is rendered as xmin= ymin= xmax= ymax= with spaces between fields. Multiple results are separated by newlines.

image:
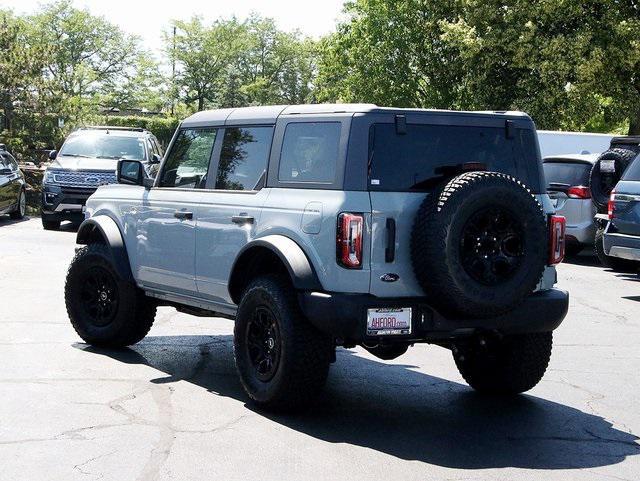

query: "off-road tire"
xmin=41 ymin=217 xmax=60 ymax=230
xmin=453 ymin=332 xmax=553 ymax=394
xmin=411 ymin=171 xmax=547 ymax=318
xmin=564 ymin=243 xmax=583 ymax=257
xmin=594 ymin=227 xmax=639 ymax=272
xmin=233 ymin=275 xmax=333 ymax=411
xmin=65 ymin=244 xmax=156 ymax=347
xmin=589 ymin=148 xmax=637 ymax=211
xmin=9 ymin=189 xmax=26 ymax=220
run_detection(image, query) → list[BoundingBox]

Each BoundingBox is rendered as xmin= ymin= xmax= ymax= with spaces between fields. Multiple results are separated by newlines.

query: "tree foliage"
xmin=317 ymin=0 xmax=640 ymax=134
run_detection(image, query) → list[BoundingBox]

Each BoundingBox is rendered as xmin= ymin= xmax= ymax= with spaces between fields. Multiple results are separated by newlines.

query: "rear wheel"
xmin=9 ymin=189 xmax=26 ymax=220
xmin=453 ymin=332 xmax=553 ymax=394
xmin=65 ymin=244 xmax=156 ymax=347
xmin=564 ymin=243 xmax=583 ymax=257
xmin=594 ymin=227 xmax=639 ymax=272
xmin=233 ymin=275 xmax=333 ymax=410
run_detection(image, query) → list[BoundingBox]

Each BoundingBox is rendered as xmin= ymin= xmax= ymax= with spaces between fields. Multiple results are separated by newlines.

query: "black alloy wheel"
xmin=79 ymin=266 xmax=119 ymax=327
xmin=460 ymin=206 xmax=525 ymax=285
xmin=246 ymin=306 xmax=281 ymax=382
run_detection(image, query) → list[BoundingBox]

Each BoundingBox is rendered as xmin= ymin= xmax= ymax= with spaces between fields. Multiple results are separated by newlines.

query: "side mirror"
xmin=117 ymin=159 xmax=145 ymax=186
xmin=150 ymin=153 xmax=161 ymax=164
xmin=49 ymin=150 xmax=57 ymax=160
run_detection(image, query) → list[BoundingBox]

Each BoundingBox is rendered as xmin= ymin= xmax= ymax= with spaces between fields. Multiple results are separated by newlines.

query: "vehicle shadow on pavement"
xmin=0 ymin=215 xmax=31 ymax=226
xmin=76 ymin=336 xmax=639 ymax=470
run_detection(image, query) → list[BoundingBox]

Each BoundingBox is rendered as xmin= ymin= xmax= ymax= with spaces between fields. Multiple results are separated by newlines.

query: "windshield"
xmin=621 ymin=154 xmax=640 ymax=181
xmin=543 ymin=161 xmax=591 ymax=187
xmin=60 ymin=134 xmax=146 ymax=160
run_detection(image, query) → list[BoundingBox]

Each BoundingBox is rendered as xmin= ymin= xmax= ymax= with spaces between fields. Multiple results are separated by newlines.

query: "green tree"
xmin=0 ymin=10 xmax=47 ymax=132
xmin=232 ymin=15 xmax=316 ymax=105
xmin=30 ymin=0 xmax=141 ymax=120
xmin=167 ymin=16 xmax=246 ymax=111
xmin=318 ymin=0 xmax=640 ymax=134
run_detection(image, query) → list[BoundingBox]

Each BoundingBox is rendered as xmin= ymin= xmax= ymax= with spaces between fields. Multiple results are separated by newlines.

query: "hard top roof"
xmin=181 ymin=104 xmax=531 ymax=127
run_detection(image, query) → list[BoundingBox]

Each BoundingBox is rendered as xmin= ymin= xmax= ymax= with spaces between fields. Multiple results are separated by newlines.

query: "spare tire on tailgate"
xmin=589 ymin=148 xmax=637 ymax=211
xmin=411 ymin=171 xmax=547 ymax=319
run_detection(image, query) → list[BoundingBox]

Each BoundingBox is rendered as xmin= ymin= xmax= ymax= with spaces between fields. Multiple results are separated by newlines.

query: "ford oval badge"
xmin=380 ymin=273 xmax=399 ymax=282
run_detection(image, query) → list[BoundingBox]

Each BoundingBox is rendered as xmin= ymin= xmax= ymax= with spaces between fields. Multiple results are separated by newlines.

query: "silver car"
xmin=544 ymin=153 xmax=599 ymax=255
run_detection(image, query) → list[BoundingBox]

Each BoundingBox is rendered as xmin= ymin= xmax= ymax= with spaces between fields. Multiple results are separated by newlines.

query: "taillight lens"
xmin=337 ymin=213 xmax=363 ymax=269
xmin=567 ymin=185 xmax=591 ymax=199
xmin=607 ymin=189 xmax=616 ymax=219
xmin=549 ymin=215 xmax=566 ymax=265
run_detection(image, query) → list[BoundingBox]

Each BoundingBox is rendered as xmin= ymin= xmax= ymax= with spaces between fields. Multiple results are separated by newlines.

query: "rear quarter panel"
xmin=259 ymin=188 xmax=372 ymax=294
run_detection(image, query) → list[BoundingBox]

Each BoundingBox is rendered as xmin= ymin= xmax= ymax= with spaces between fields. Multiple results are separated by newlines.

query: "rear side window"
xmin=215 ymin=126 xmax=273 ymax=190
xmin=621 ymin=155 xmax=640 ymax=181
xmin=369 ymin=123 xmax=538 ymax=191
xmin=278 ymin=122 xmax=340 ymax=183
xmin=543 ymin=162 xmax=591 ymax=187
xmin=159 ymin=128 xmax=217 ymax=189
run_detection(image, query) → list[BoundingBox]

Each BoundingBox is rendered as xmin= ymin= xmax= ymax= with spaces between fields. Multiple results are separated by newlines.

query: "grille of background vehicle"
xmin=53 ymin=171 xmax=117 ymax=188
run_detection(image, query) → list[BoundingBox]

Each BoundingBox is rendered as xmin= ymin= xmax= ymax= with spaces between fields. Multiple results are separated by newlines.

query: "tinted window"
xmin=60 ymin=134 xmax=146 ymax=160
xmin=543 ymin=161 xmax=591 ymax=187
xmin=159 ymin=128 xmax=217 ymax=188
xmin=369 ymin=123 xmax=536 ymax=191
xmin=621 ymin=154 xmax=640 ymax=181
xmin=278 ymin=122 xmax=340 ymax=183
xmin=216 ymin=126 xmax=273 ymax=190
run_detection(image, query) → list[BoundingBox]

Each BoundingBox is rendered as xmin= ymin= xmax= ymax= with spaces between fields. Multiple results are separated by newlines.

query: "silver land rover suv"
xmin=41 ymin=126 xmax=163 ymax=230
xmin=65 ymin=104 xmax=569 ymax=410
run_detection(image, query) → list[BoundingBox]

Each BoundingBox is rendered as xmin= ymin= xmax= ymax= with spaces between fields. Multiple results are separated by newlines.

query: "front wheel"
xmin=453 ymin=332 xmax=553 ymax=394
xmin=41 ymin=216 xmax=60 ymax=230
xmin=233 ymin=276 xmax=333 ymax=410
xmin=9 ymin=189 xmax=26 ymax=220
xmin=65 ymin=244 xmax=156 ymax=347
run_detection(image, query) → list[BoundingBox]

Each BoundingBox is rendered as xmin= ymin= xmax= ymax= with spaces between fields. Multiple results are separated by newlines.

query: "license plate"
xmin=367 ymin=308 xmax=412 ymax=336
xmin=600 ymin=158 xmax=616 ymax=173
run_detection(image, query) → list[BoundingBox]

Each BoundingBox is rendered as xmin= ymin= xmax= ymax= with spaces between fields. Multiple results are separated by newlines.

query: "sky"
xmin=1 ymin=0 xmax=347 ymax=54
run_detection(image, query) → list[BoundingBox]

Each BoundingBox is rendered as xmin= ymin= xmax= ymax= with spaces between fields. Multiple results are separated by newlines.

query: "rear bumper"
xmin=299 ymin=288 xmax=569 ymax=344
xmin=603 ymin=232 xmax=640 ymax=261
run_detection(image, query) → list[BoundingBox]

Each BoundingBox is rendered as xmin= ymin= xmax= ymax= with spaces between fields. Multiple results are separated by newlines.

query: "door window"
xmin=215 ymin=126 xmax=273 ymax=191
xmin=159 ymin=128 xmax=217 ymax=188
xmin=278 ymin=122 xmax=341 ymax=183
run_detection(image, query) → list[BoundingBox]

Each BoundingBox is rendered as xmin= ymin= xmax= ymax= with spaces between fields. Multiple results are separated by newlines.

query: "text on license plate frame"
xmin=366 ymin=307 xmax=412 ymax=336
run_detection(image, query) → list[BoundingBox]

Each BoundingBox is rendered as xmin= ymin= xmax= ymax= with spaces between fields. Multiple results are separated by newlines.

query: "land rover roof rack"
xmin=78 ymin=126 xmax=147 ymax=133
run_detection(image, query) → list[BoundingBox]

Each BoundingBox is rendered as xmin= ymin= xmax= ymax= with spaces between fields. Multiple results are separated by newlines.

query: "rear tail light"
xmin=337 ymin=213 xmax=363 ymax=269
xmin=567 ymin=185 xmax=591 ymax=199
xmin=549 ymin=215 xmax=566 ymax=265
xmin=607 ymin=188 xmax=616 ymax=219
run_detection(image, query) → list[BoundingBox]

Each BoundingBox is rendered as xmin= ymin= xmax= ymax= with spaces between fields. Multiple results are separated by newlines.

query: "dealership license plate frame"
xmin=366 ymin=307 xmax=412 ymax=336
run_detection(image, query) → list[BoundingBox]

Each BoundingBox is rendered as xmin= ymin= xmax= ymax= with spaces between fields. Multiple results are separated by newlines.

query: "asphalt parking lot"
xmin=1 ymin=217 xmax=639 ymax=481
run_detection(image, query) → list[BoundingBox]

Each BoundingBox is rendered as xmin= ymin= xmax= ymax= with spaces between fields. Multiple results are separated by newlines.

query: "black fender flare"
xmin=228 ymin=235 xmax=322 ymax=304
xmin=76 ymin=215 xmax=134 ymax=283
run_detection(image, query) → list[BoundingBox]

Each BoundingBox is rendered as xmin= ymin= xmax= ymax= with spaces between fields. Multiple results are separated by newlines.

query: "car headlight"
xmin=43 ymin=169 xmax=58 ymax=185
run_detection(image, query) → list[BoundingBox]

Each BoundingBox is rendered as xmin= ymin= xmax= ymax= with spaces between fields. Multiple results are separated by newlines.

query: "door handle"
xmin=385 ymin=218 xmax=396 ymax=263
xmin=174 ymin=210 xmax=193 ymax=220
xmin=231 ymin=214 xmax=254 ymax=225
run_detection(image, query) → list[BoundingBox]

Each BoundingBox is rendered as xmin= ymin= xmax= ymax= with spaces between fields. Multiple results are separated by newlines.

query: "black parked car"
xmin=0 ymin=144 xmax=26 ymax=220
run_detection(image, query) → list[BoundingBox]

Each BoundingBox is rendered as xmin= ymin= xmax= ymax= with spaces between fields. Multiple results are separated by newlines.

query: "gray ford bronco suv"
xmin=65 ymin=104 xmax=569 ymax=410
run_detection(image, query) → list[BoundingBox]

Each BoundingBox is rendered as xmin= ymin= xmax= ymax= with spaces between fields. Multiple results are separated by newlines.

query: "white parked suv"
xmin=65 ymin=104 xmax=569 ymax=410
